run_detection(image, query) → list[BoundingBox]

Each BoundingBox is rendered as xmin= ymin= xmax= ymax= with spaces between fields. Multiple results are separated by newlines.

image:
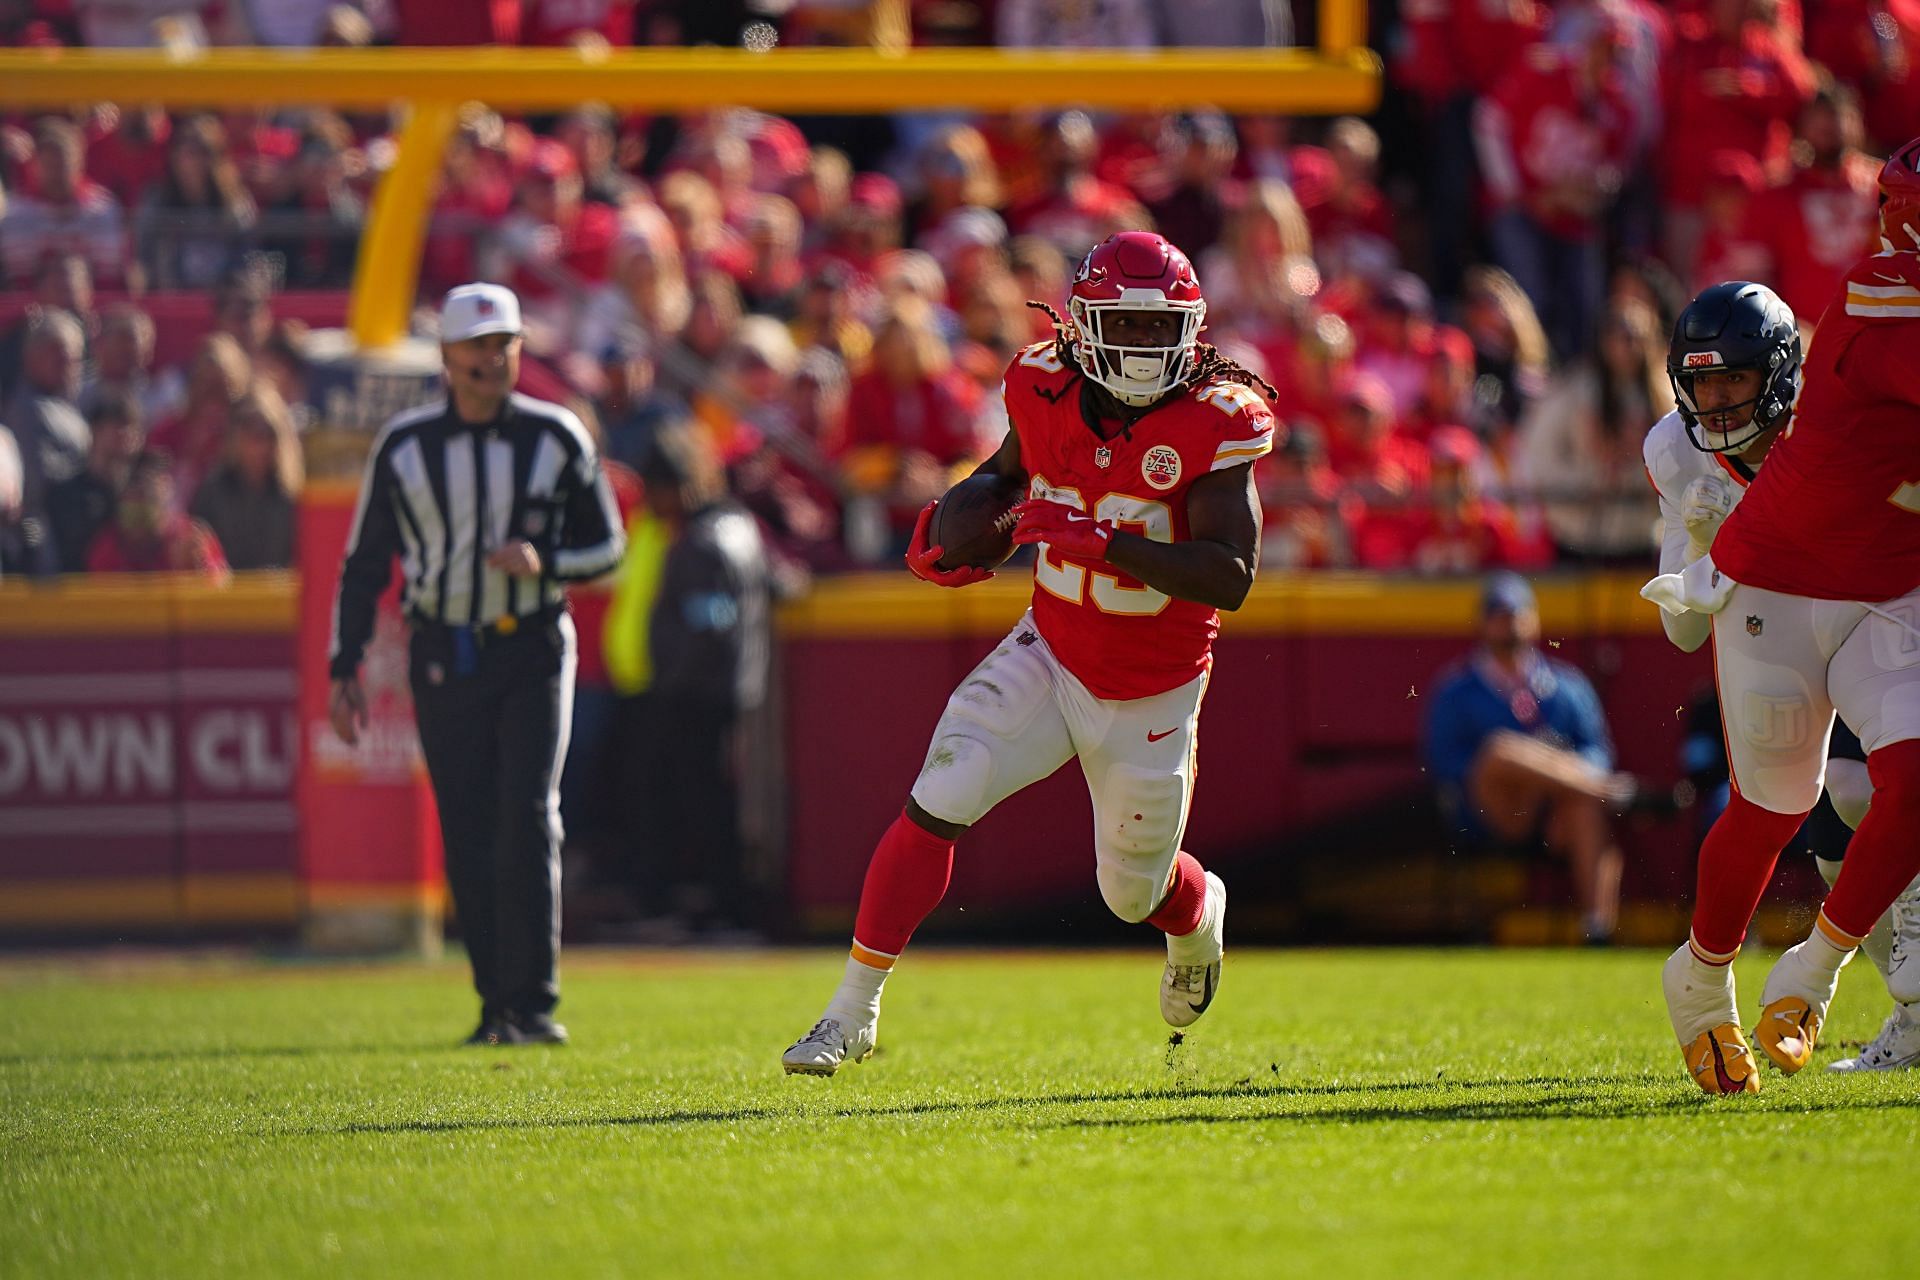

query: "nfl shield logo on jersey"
xmin=1094 ymin=446 xmax=1112 ymax=470
xmin=1142 ymin=444 xmax=1182 ymax=491
xmin=1746 ymin=615 xmax=1764 ymax=637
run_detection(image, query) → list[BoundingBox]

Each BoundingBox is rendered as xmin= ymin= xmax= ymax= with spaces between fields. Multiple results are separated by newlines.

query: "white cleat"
xmin=1827 ymin=1002 xmax=1920 ymax=1073
xmin=1161 ymin=872 xmax=1225 ymax=1029
xmin=1884 ymin=876 xmax=1920 ymax=1003
xmin=781 ymin=1016 xmax=876 ymax=1077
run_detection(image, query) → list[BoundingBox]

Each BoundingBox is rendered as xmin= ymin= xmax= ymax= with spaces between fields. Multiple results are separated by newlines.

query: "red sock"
xmin=1823 ymin=740 xmax=1920 ymax=938
xmin=1689 ymin=792 xmax=1808 ymax=958
xmin=850 ymin=810 xmax=955 ymax=963
xmin=1145 ymin=852 xmax=1208 ymax=936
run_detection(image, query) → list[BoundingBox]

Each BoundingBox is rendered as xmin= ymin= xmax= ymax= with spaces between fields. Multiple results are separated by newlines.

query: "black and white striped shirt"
xmin=329 ymin=393 xmax=625 ymax=679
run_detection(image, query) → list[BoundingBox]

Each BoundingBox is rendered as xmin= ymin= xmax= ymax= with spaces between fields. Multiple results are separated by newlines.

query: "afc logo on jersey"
xmin=1142 ymin=445 xmax=1182 ymax=491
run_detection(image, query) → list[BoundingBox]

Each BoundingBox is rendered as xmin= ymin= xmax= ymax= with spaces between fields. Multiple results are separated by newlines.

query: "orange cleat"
xmin=1754 ymin=996 xmax=1822 ymax=1074
xmin=1682 ymin=1024 xmax=1762 ymax=1095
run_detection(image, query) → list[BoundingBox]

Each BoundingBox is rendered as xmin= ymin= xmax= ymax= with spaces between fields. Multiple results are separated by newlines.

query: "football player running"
xmin=1644 ymin=139 xmax=1920 ymax=1091
xmin=1645 ymin=281 xmax=1913 ymax=1084
xmin=783 ymin=231 xmax=1276 ymax=1075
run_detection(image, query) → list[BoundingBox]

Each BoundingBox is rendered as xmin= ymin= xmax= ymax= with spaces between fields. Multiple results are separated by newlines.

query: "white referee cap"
xmin=440 ymin=283 xmax=522 ymax=342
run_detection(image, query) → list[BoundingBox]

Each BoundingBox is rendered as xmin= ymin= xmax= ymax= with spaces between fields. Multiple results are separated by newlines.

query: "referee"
xmin=328 ymin=283 xmax=625 ymax=1046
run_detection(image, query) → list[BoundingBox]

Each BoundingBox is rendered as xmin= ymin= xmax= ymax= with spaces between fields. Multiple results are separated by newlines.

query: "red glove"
xmin=905 ymin=500 xmax=996 ymax=587
xmin=1010 ymin=498 xmax=1117 ymax=563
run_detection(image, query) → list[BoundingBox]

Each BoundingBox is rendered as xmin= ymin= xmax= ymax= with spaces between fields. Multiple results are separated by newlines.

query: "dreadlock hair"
xmin=1026 ymin=299 xmax=1278 ymax=403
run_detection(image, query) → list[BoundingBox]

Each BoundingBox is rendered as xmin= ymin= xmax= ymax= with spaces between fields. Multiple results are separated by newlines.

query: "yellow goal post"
xmin=0 ymin=2 xmax=1377 ymax=351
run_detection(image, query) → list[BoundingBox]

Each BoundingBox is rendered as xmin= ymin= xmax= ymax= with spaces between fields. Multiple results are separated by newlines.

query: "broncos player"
xmin=783 ymin=231 xmax=1275 ymax=1076
xmin=1646 ymin=281 xmax=1913 ymax=1083
xmin=1645 ymin=139 xmax=1920 ymax=1089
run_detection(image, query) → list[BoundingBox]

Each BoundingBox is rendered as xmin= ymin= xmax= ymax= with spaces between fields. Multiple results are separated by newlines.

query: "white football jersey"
xmin=1642 ymin=410 xmax=1760 ymax=651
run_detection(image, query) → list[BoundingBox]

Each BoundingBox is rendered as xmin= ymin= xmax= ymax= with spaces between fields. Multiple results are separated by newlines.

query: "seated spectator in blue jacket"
xmin=1422 ymin=573 xmax=1628 ymax=943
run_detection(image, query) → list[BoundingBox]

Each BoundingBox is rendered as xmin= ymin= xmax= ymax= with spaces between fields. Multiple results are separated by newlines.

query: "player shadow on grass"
xmin=287 ymin=1071 xmax=1909 ymax=1139
xmin=0 ymin=1041 xmax=445 ymax=1067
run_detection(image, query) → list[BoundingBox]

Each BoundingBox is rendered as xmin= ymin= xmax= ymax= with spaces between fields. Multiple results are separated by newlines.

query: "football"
xmin=930 ymin=472 xmax=1025 ymax=571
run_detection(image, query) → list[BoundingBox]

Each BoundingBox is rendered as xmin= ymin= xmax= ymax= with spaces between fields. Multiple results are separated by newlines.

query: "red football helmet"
xmin=1879 ymin=135 xmax=1920 ymax=252
xmin=1067 ymin=231 xmax=1206 ymax=407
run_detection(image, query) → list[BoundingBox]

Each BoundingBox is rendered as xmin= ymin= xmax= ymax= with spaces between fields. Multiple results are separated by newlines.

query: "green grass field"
xmin=2 ymin=946 xmax=1915 ymax=1279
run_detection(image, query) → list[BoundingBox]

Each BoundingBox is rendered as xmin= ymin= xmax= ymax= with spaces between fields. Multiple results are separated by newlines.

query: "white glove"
xmin=1642 ymin=553 xmax=1738 ymax=617
xmin=1680 ymin=474 xmax=1734 ymax=557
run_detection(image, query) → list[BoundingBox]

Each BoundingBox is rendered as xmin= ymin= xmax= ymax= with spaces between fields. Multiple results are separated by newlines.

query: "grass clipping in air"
xmin=1 ymin=947 xmax=1914 ymax=1279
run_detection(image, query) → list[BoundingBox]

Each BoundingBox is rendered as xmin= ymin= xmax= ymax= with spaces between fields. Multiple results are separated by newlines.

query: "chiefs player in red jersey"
xmin=783 ymin=231 xmax=1276 ymax=1076
xmin=1644 ymin=137 xmax=1920 ymax=1091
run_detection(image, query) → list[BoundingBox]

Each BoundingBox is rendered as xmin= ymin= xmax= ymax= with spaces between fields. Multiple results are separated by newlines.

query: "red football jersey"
xmin=1712 ymin=251 xmax=1920 ymax=602
xmin=1005 ymin=341 xmax=1276 ymax=701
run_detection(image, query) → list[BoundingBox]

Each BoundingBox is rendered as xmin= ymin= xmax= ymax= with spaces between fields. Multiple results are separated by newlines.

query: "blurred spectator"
xmin=262 ymin=121 xmax=365 ymax=288
xmin=558 ymin=104 xmax=645 ymax=209
xmin=839 ymin=298 xmax=987 ymax=552
xmin=1 ymin=117 xmax=127 ymax=288
xmin=1394 ymin=0 xmax=1548 ymax=304
xmin=739 ymin=194 xmax=806 ymax=318
xmin=1474 ymin=24 xmax=1633 ymax=357
xmin=422 ymin=108 xmax=516 ymax=295
xmin=85 ymin=105 xmax=172 ymax=210
xmin=1459 ymin=264 xmax=1552 ymax=448
xmin=1257 ymin=421 xmax=1349 ymax=569
xmin=1324 ymin=369 xmax=1427 ymax=509
xmin=788 ymin=146 xmax=852 ymax=256
xmin=1727 ymin=82 xmax=1883 ymax=320
xmin=817 ymin=171 xmax=904 ymax=280
xmin=236 ymin=0 xmax=337 ymax=45
xmin=1690 ymin=149 xmax=1767 ymax=294
xmin=0 ymin=250 xmax=95 ymax=399
xmin=955 ymin=266 xmax=1033 ymax=366
xmin=1515 ymin=295 xmax=1668 ymax=563
xmin=1422 ymin=572 xmax=1627 ymax=943
xmin=1357 ymin=426 xmax=1544 ymax=572
xmin=1156 ymin=0 xmax=1289 ymax=44
xmin=1659 ymin=0 xmax=1814 ymax=279
xmin=5 ymin=308 xmax=90 ymax=519
xmin=1354 ymin=272 xmax=1439 ymax=418
xmin=1007 ymin=234 xmax=1069 ymax=339
xmin=73 ymin=0 xmax=248 ymax=45
xmin=1005 ymin=112 xmax=1149 ymax=259
xmin=0 ymin=423 xmax=56 ymax=580
xmin=654 ymin=269 xmax=743 ymax=405
xmin=620 ymin=420 xmax=772 ymax=934
xmin=1405 ymin=324 xmax=1479 ymax=442
xmin=1291 ymin=116 xmax=1397 ymax=286
xmin=523 ymin=0 xmax=638 ymax=46
xmin=1145 ymin=112 xmax=1239 ymax=258
xmin=657 ymin=170 xmax=752 ymax=283
xmin=147 ymin=333 xmax=250 ymax=501
xmin=81 ymin=303 xmax=181 ymax=425
xmin=1805 ymin=0 xmax=1920 ymax=151
xmin=137 ymin=114 xmax=258 ymax=291
xmin=486 ymin=138 xmax=620 ymax=313
xmin=47 ymin=389 xmax=143 ymax=573
xmin=1196 ymin=180 xmax=1315 ymax=338
xmin=907 ymin=124 xmax=1004 ymax=239
xmin=567 ymin=208 xmax=680 ymax=386
xmin=787 ymin=259 xmax=873 ymax=372
xmin=693 ymin=314 xmax=800 ymax=462
xmin=86 ymin=448 xmax=229 ymax=578
xmin=392 ymin=0 xmax=522 ymax=43
xmin=786 ymin=0 xmax=910 ymax=50
xmin=189 ymin=385 xmax=302 ymax=571
xmin=997 ymin=0 xmax=1157 ymax=46
xmin=213 ymin=268 xmax=277 ymax=359
xmin=256 ymin=321 xmax=313 ymax=429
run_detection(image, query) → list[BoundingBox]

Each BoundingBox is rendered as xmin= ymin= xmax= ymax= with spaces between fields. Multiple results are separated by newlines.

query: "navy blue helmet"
xmin=1666 ymin=281 xmax=1801 ymax=454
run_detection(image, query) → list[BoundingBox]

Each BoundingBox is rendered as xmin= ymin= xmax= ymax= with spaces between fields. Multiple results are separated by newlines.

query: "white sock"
xmin=1166 ymin=876 xmax=1223 ymax=965
xmin=1803 ymin=918 xmax=1857 ymax=979
xmin=824 ymin=954 xmax=890 ymax=1026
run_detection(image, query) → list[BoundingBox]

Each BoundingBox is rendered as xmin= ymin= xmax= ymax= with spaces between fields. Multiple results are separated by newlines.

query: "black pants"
xmin=409 ymin=614 xmax=575 ymax=1019
xmin=618 ymin=692 xmax=743 ymax=921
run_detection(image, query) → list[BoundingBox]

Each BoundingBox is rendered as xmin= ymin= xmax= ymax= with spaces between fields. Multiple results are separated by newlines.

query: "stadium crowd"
xmin=0 ymin=0 xmax=1914 ymax=585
